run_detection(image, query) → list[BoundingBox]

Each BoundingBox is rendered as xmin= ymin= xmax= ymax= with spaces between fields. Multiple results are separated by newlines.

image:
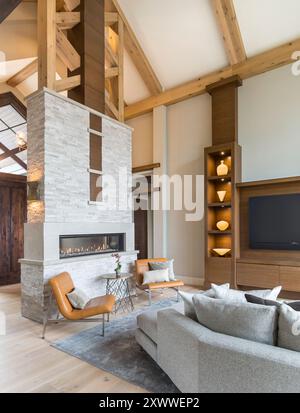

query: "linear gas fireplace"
xmin=60 ymin=233 xmax=125 ymax=259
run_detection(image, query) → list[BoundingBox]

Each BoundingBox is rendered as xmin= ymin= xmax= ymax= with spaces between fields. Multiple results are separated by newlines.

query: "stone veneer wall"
xmin=22 ymin=89 xmax=137 ymax=323
xmin=27 ymin=89 xmax=132 ymax=224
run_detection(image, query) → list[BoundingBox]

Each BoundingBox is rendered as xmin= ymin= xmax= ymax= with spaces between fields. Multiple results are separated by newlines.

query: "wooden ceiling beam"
xmin=56 ymin=26 xmax=81 ymax=72
xmin=108 ymin=0 xmax=163 ymax=96
xmin=0 ymin=142 xmax=27 ymax=170
xmin=105 ymin=96 xmax=119 ymax=120
xmin=105 ymin=67 xmax=119 ymax=78
xmin=212 ymin=0 xmax=246 ymax=65
xmin=38 ymin=0 xmax=57 ymax=90
xmin=7 ymin=59 xmax=38 ymax=87
xmin=56 ymin=11 xmax=80 ymax=30
xmin=55 ymin=74 xmax=80 ymax=92
xmin=105 ymin=12 xmax=118 ymax=26
xmin=0 ymin=147 xmax=26 ymax=162
xmin=56 ymin=0 xmax=80 ymax=12
xmin=125 ymin=37 xmax=300 ymax=120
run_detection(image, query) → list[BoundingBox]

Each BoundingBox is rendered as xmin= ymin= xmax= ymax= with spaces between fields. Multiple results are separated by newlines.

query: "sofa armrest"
xmin=157 ymin=309 xmax=300 ymax=393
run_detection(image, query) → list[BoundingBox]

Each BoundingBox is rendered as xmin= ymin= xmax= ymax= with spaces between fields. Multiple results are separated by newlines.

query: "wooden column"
xmin=68 ymin=0 xmax=105 ymax=116
xmin=37 ymin=0 xmax=57 ymax=90
xmin=117 ymin=15 xmax=124 ymax=122
xmin=206 ymin=75 xmax=242 ymax=145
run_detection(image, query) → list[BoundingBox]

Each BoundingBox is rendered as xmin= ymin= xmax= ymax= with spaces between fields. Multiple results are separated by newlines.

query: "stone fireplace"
xmin=21 ymin=89 xmax=137 ymax=322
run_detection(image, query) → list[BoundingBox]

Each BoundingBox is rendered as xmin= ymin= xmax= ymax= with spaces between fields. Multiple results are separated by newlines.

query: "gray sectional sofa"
xmin=135 ymin=303 xmax=300 ymax=393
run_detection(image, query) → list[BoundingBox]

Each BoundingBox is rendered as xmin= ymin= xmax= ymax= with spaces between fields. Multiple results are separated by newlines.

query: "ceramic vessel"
xmin=217 ymin=160 xmax=228 ymax=177
xmin=217 ymin=191 xmax=227 ymax=203
xmin=212 ymin=248 xmax=231 ymax=257
xmin=216 ymin=221 xmax=229 ymax=231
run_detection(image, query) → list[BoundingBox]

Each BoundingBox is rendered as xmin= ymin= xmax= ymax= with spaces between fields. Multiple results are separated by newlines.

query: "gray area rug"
xmin=52 ymin=299 xmax=181 ymax=393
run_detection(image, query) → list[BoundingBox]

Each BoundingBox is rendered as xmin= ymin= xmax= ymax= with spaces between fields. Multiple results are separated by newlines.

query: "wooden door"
xmin=0 ymin=175 xmax=26 ymax=286
xmin=134 ymin=209 xmax=148 ymax=259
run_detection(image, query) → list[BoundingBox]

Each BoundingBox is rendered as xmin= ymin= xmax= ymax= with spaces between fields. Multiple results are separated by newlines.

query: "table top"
xmin=101 ymin=273 xmax=133 ymax=280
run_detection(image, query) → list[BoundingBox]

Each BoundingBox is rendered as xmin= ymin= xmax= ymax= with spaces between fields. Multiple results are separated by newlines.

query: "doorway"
xmin=0 ymin=173 xmax=27 ymax=286
xmin=133 ymin=174 xmax=153 ymax=259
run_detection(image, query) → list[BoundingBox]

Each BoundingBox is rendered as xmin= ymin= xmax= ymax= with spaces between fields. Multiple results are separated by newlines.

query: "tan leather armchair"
xmin=135 ymin=259 xmax=184 ymax=305
xmin=42 ymin=272 xmax=115 ymax=339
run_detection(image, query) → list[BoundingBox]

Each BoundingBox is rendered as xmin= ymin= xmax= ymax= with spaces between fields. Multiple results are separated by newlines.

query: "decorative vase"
xmin=217 ymin=160 xmax=228 ymax=177
xmin=212 ymin=248 xmax=231 ymax=257
xmin=216 ymin=221 xmax=229 ymax=231
xmin=217 ymin=190 xmax=227 ymax=203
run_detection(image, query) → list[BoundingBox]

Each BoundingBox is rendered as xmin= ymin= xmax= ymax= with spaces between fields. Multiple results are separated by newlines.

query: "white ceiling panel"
xmin=234 ymin=0 xmax=300 ymax=57
xmin=119 ymin=0 xmax=228 ymax=92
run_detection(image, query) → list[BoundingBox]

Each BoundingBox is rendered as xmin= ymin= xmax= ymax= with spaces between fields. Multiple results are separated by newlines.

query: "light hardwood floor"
xmin=0 ymin=283 xmax=197 ymax=393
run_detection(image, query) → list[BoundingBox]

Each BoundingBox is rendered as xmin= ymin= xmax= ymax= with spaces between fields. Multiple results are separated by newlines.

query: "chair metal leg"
xmin=148 ymin=290 xmax=152 ymax=306
xmin=102 ymin=315 xmax=105 ymax=337
xmin=176 ymin=288 xmax=180 ymax=302
xmin=41 ymin=291 xmax=53 ymax=339
xmin=107 ymin=313 xmax=110 ymax=322
xmin=42 ymin=313 xmax=48 ymax=340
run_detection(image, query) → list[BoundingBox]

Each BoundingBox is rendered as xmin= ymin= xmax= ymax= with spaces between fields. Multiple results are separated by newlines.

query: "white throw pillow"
xmin=211 ymin=284 xmax=282 ymax=303
xmin=278 ymin=304 xmax=300 ymax=352
xmin=149 ymin=260 xmax=176 ymax=281
xmin=67 ymin=288 xmax=90 ymax=310
xmin=143 ymin=269 xmax=169 ymax=285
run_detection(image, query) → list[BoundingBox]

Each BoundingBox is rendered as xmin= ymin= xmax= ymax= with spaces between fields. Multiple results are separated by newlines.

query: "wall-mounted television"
xmin=249 ymin=193 xmax=300 ymax=250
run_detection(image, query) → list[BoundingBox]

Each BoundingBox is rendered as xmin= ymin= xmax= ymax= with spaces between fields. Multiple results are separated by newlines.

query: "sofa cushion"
xmin=212 ymin=284 xmax=282 ymax=303
xmin=137 ymin=302 xmax=184 ymax=343
xmin=179 ymin=283 xmax=230 ymax=321
xmin=193 ymin=294 xmax=278 ymax=345
xmin=278 ymin=304 xmax=300 ymax=352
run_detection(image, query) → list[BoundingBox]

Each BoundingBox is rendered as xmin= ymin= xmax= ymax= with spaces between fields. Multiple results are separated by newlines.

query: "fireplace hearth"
xmin=60 ymin=234 xmax=125 ymax=259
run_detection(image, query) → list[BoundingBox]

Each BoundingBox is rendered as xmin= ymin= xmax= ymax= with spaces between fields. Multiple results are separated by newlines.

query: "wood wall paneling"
xmin=0 ymin=176 xmax=26 ymax=286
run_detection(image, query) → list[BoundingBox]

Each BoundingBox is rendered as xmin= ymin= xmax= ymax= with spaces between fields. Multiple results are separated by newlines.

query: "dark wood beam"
xmin=0 ymin=92 xmax=27 ymax=119
xmin=0 ymin=143 xmax=27 ymax=170
xmin=0 ymin=172 xmax=26 ymax=184
xmin=0 ymin=147 xmax=26 ymax=162
xmin=0 ymin=0 xmax=22 ymax=24
xmin=68 ymin=0 xmax=105 ymax=116
xmin=132 ymin=163 xmax=161 ymax=174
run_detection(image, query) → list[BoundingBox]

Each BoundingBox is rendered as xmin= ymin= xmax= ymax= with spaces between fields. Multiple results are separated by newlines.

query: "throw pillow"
xmin=149 ymin=260 xmax=176 ymax=281
xmin=278 ymin=304 xmax=300 ymax=352
xmin=67 ymin=288 xmax=90 ymax=310
xmin=179 ymin=283 xmax=230 ymax=321
xmin=245 ymin=294 xmax=281 ymax=309
xmin=212 ymin=283 xmax=282 ymax=303
xmin=143 ymin=269 xmax=169 ymax=285
xmin=245 ymin=294 xmax=300 ymax=311
xmin=193 ymin=294 xmax=278 ymax=345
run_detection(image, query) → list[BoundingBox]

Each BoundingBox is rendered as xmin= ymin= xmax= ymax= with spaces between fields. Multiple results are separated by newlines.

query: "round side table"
xmin=101 ymin=273 xmax=134 ymax=313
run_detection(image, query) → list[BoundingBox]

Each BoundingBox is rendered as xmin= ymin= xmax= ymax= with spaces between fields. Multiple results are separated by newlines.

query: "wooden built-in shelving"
xmin=204 ymin=142 xmax=241 ymax=288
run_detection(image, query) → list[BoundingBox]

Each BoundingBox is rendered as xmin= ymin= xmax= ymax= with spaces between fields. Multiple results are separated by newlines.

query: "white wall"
xmin=127 ymin=112 xmax=153 ymax=168
xmin=239 ymin=64 xmax=300 ymax=182
xmin=129 ymin=63 xmax=300 ymax=284
xmin=167 ymin=95 xmax=211 ymax=282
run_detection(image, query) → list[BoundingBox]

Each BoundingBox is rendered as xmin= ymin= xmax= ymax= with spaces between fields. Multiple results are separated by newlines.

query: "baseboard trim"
xmin=179 ymin=276 xmax=204 ymax=287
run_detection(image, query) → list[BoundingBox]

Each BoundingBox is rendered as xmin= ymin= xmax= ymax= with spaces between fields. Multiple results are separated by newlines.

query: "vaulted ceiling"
xmin=0 ymin=0 xmax=300 ymax=174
